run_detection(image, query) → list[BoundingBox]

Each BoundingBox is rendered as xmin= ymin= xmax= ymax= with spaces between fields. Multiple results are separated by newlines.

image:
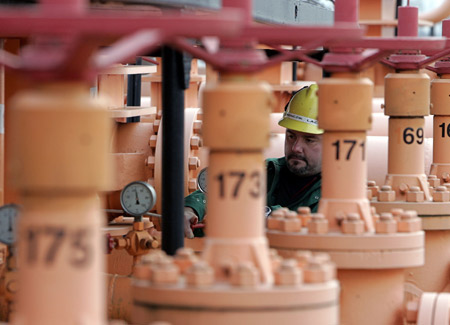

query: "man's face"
xmin=284 ymin=129 xmax=322 ymax=177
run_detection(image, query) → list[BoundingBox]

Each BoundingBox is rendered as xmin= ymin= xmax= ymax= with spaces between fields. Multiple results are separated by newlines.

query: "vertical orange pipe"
xmin=384 ymin=71 xmax=431 ymax=200
xmin=430 ymin=74 xmax=450 ymax=183
xmin=201 ymin=73 xmax=274 ymax=284
xmin=8 ymin=82 xmax=111 ymax=325
xmin=318 ymin=73 xmax=374 ymax=232
xmin=0 ymin=40 xmax=4 ymax=206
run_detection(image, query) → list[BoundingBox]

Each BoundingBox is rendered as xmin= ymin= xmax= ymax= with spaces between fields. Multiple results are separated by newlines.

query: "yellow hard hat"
xmin=278 ymin=84 xmax=323 ymax=134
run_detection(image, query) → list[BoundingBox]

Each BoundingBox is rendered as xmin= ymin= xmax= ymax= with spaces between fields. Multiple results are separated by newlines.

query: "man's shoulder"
xmin=266 ymin=157 xmax=286 ymax=168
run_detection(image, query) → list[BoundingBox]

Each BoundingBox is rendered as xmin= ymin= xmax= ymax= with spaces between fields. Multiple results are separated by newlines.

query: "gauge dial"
xmin=120 ymin=181 xmax=157 ymax=217
xmin=0 ymin=204 xmax=19 ymax=245
xmin=197 ymin=167 xmax=208 ymax=193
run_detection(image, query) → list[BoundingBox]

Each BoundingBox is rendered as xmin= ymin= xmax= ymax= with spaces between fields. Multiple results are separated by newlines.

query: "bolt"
xmin=304 ymin=257 xmax=332 ymax=284
xmin=428 ymin=174 xmax=440 ymax=188
xmin=399 ymin=183 xmax=409 ymax=194
xmin=367 ymin=180 xmax=379 ymax=197
xmin=376 ymin=213 xmax=397 ymax=234
xmin=307 ymin=213 xmax=328 ymax=234
xmin=188 ymin=178 xmax=197 ymax=192
xmin=378 ymin=185 xmax=395 ymax=202
xmin=274 ymin=259 xmax=303 ymax=286
xmin=398 ymin=210 xmax=422 ymax=233
xmin=406 ymin=186 xmax=425 ymax=202
xmin=193 ymin=120 xmax=202 ymax=133
xmin=297 ymin=206 xmax=311 ymax=226
xmin=280 ymin=212 xmax=302 ymax=232
xmin=269 ymin=249 xmax=282 ymax=271
xmin=190 ymin=135 xmax=202 ymax=150
xmin=188 ymin=157 xmax=200 ymax=170
xmin=186 ymin=261 xmax=214 ymax=287
xmin=153 ymin=119 xmax=160 ymax=133
xmin=174 ymin=247 xmax=198 ymax=274
xmin=146 ymin=156 xmax=155 ymax=169
xmin=342 ymin=213 xmax=364 ymax=235
xmin=443 ymin=172 xmax=450 ymax=183
xmin=295 ymin=250 xmax=312 ymax=268
xmin=433 ymin=185 xmax=450 ymax=202
xmin=405 ymin=300 xmax=419 ymax=323
xmin=151 ymin=257 xmax=180 ymax=284
xmin=390 ymin=208 xmax=404 ymax=221
xmin=231 ymin=262 xmax=259 ymax=287
xmin=149 ymin=135 xmax=157 ymax=148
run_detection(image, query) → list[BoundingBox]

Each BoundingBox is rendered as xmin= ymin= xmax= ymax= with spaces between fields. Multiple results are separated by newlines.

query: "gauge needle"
xmin=135 ymin=189 xmax=140 ymax=205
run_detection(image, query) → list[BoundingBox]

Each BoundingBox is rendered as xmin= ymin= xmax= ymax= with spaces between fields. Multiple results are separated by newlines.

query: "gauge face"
xmin=120 ymin=181 xmax=157 ymax=217
xmin=0 ymin=204 xmax=19 ymax=245
xmin=197 ymin=167 xmax=208 ymax=193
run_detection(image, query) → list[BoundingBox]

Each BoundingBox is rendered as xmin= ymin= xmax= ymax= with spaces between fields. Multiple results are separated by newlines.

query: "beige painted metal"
xmin=339 ymin=269 xmax=404 ymax=325
xmin=201 ymin=74 xmax=273 ymax=283
xmin=132 ymin=74 xmax=339 ymax=325
xmin=383 ymin=72 xmax=431 ymax=201
xmin=317 ymin=73 xmax=374 ymax=232
xmin=430 ymin=76 xmax=450 ymax=184
xmin=0 ymin=39 xmax=4 ymax=205
xmin=7 ymin=83 xmax=110 ymax=325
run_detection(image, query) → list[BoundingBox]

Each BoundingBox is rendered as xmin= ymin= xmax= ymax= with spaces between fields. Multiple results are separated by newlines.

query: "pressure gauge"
xmin=120 ymin=181 xmax=157 ymax=217
xmin=197 ymin=167 xmax=208 ymax=193
xmin=0 ymin=204 xmax=19 ymax=245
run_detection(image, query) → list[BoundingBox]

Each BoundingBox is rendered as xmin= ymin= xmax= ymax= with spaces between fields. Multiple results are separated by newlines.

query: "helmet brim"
xmin=278 ymin=116 xmax=324 ymax=135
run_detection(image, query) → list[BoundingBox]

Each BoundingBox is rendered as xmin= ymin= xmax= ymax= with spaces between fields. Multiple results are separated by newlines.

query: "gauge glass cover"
xmin=120 ymin=181 xmax=157 ymax=217
xmin=0 ymin=204 xmax=19 ymax=245
xmin=197 ymin=167 xmax=208 ymax=193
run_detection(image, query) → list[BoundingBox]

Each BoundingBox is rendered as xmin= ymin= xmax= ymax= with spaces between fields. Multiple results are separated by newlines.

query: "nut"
xmin=274 ymin=259 xmax=303 ymax=286
xmin=269 ymin=249 xmax=282 ymax=271
xmin=267 ymin=215 xmax=283 ymax=230
xmin=378 ymin=185 xmax=395 ymax=202
xmin=280 ymin=216 xmax=301 ymax=232
xmin=149 ymin=135 xmax=157 ymax=148
xmin=231 ymin=262 xmax=259 ymax=287
xmin=375 ymin=213 xmax=397 ymax=234
xmin=390 ymin=208 xmax=404 ymax=222
xmin=398 ymin=211 xmax=422 ymax=233
xmin=297 ymin=207 xmax=312 ymax=226
xmin=295 ymin=250 xmax=313 ymax=268
xmin=367 ymin=180 xmax=379 ymax=197
xmin=151 ymin=257 xmax=180 ymax=284
xmin=405 ymin=300 xmax=419 ymax=323
xmin=193 ymin=120 xmax=202 ymax=133
xmin=188 ymin=178 xmax=197 ymax=191
xmin=153 ymin=119 xmax=161 ymax=132
xmin=304 ymin=257 xmax=333 ymax=284
xmin=271 ymin=209 xmax=286 ymax=219
xmin=186 ymin=261 xmax=214 ymax=287
xmin=188 ymin=157 xmax=200 ymax=170
xmin=174 ymin=247 xmax=198 ymax=274
xmin=146 ymin=156 xmax=155 ymax=169
xmin=115 ymin=237 xmax=128 ymax=249
xmin=433 ymin=186 xmax=450 ymax=202
xmin=428 ymin=174 xmax=440 ymax=188
xmin=342 ymin=213 xmax=364 ymax=235
xmin=406 ymin=186 xmax=424 ymax=202
xmin=190 ymin=135 xmax=202 ymax=150
xmin=133 ymin=263 xmax=152 ymax=280
xmin=307 ymin=213 xmax=328 ymax=234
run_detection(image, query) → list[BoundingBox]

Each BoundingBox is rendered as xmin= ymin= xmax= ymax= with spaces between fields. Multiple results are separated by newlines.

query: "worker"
xmin=184 ymin=84 xmax=323 ymax=238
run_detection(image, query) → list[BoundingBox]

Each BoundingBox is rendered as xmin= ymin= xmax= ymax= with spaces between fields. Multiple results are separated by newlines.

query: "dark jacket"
xmin=184 ymin=157 xmax=321 ymax=236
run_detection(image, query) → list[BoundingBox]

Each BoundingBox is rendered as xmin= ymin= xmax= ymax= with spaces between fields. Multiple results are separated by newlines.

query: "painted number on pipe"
xmin=331 ymin=140 xmax=365 ymax=161
xmin=403 ymin=127 xmax=424 ymax=145
xmin=25 ymin=227 xmax=92 ymax=268
xmin=438 ymin=123 xmax=450 ymax=138
xmin=215 ymin=171 xmax=262 ymax=199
